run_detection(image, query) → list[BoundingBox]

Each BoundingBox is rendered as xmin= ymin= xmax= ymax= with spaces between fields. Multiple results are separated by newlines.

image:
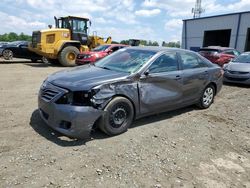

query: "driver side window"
xmin=148 ymin=53 xmax=178 ymax=73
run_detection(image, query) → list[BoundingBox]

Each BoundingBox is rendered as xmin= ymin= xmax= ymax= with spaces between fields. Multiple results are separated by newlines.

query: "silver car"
xmin=38 ymin=47 xmax=223 ymax=139
xmin=223 ymin=52 xmax=250 ymax=85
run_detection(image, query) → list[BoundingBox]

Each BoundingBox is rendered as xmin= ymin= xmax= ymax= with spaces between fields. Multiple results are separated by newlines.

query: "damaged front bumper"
xmin=38 ymin=91 xmax=103 ymax=139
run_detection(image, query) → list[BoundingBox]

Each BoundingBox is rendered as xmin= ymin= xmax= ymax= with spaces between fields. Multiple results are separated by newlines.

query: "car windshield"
xmin=92 ymin=45 xmax=111 ymax=52
xmin=95 ymin=48 xmax=156 ymax=73
xmin=232 ymin=53 xmax=250 ymax=63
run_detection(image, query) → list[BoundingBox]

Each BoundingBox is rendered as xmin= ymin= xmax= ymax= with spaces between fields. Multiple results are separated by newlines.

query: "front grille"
xmin=41 ymin=88 xmax=61 ymax=101
xmin=77 ymin=54 xmax=90 ymax=59
xmin=228 ymin=70 xmax=249 ymax=74
xmin=225 ymin=76 xmax=249 ymax=82
xmin=31 ymin=31 xmax=41 ymax=48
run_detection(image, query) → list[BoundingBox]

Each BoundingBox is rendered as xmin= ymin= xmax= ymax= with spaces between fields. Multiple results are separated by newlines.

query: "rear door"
xmin=178 ymin=52 xmax=210 ymax=104
xmin=138 ymin=52 xmax=183 ymax=115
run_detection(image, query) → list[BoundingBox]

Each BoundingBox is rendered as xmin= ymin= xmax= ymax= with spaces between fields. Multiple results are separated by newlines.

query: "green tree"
xmin=162 ymin=41 xmax=181 ymax=48
xmin=120 ymin=40 xmax=130 ymax=45
xmin=152 ymin=41 xmax=159 ymax=46
xmin=0 ymin=32 xmax=32 ymax=42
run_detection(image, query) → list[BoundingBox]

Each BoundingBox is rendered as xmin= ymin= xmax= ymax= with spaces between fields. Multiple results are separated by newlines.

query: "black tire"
xmin=58 ymin=46 xmax=79 ymax=67
xmin=31 ymin=58 xmax=38 ymax=63
xmin=99 ymin=97 xmax=134 ymax=136
xmin=41 ymin=56 xmax=49 ymax=64
xmin=197 ymin=84 xmax=215 ymax=109
xmin=2 ymin=49 xmax=13 ymax=60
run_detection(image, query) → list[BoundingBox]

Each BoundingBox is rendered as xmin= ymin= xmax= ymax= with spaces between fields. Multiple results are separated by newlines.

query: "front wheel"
xmin=99 ymin=97 xmax=134 ymax=136
xmin=2 ymin=49 xmax=13 ymax=60
xmin=197 ymin=85 xmax=215 ymax=109
xmin=58 ymin=46 xmax=79 ymax=67
xmin=41 ymin=56 xmax=49 ymax=64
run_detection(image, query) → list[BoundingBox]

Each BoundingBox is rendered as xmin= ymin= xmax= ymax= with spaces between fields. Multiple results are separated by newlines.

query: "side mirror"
xmin=144 ymin=70 xmax=149 ymax=76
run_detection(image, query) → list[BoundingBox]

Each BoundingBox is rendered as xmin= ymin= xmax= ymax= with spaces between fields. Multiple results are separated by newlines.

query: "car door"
xmin=18 ymin=42 xmax=32 ymax=58
xmin=138 ymin=52 xmax=183 ymax=115
xmin=178 ymin=52 xmax=210 ymax=104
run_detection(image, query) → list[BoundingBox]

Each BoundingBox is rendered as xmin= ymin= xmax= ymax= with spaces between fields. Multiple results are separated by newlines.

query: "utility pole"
xmin=192 ymin=0 xmax=205 ymax=18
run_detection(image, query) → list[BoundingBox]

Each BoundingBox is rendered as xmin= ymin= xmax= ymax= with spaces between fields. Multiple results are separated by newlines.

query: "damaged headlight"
xmin=56 ymin=91 xmax=91 ymax=106
xmin=56 ymin=92 xmax=73 ymax=105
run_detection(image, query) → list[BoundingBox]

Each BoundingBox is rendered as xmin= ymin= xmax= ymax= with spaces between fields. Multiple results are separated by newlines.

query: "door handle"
xmin=175 ymin=75 xmax=182 ymax=80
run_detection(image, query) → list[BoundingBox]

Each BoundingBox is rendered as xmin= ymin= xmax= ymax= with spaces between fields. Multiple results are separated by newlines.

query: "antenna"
xmin=192 ymin=0 xmax=205 ymax=18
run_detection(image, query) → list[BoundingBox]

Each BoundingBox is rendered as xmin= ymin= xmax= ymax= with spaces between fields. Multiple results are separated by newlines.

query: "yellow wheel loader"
xmin=29 ymin=16 xmax=112 ymax=66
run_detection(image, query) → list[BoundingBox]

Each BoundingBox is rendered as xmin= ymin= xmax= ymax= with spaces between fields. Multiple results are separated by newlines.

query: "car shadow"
xmin=0 ymin=60 xmax=32 ymax=64
xmin=30 ymin=106 xmax=197 ymax=147
xmin=223 ymin=82 xmax=250 ymax=88
xmin=25 ymin=63 xmax=62 ymax=68
xmin=30 ymin=110 xmax=90 ymax=146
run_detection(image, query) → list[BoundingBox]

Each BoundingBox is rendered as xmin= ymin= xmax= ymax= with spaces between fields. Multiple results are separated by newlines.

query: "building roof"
xmin=183 ymin=11 xmax=250 ymax=21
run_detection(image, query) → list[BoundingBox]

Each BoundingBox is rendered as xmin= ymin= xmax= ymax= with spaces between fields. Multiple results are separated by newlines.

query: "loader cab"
xmin=55 ymin=16 xmax=90 ymax=45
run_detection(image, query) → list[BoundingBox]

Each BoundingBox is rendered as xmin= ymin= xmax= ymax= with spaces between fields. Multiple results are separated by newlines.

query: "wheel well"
xmin=208 ymin=82 xmax=217 ymax=95
xmin=92 ymin=94 xmax=136 ymax=131
xmin=59 ymin=42 xmax=81 ymax=53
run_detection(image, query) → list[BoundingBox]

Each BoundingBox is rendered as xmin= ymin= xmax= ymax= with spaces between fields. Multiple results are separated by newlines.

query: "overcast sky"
xmin=0 ymin=0 xmax=250 ymax=43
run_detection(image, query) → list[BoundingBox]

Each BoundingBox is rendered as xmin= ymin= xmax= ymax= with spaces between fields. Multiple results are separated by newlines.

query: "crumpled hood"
xmin=226 ymin=62 xmax=250 ymax=72
xmin=47 ymin=65 xmax=129 ymax=91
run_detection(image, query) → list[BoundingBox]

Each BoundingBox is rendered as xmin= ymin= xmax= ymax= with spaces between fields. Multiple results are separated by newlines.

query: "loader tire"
xmin=58 ymin=46 xmax=79 ymax=67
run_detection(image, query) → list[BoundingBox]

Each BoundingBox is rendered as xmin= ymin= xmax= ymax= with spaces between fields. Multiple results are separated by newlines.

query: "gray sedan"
xmin=38 ymin=47 xmax=223 ymax=139
xmin=223 ymin=52 xmax=250 ymax=85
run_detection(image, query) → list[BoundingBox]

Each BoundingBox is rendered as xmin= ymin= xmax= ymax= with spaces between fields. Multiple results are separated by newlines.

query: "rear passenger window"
xmin=148 ymin=53 xmax=178 ymax=73
xmin=111 ymin=46 xmax=120 ymax=52
xmin=180 ymin=52 xmax=208 ymax=69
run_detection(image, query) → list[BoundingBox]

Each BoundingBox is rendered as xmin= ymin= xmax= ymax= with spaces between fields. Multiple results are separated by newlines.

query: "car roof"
xmin=126 ymin=46 xmax=192 ymax=53
xmin=200 ymin=46 xmax=234 ymax=51
xmin=240 ymin=52 xmax=250 ymax=55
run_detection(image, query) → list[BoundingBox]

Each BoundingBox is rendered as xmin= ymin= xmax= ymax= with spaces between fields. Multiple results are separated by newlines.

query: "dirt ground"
xmin=0 ymin=59 xmax=250 ymax=188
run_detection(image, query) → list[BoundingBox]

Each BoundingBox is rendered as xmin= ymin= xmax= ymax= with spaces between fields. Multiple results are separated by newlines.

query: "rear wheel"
xmin=41 ymin=56 xmax=49 ymax=64
xmin=198 ymin=85 xmax=215 ymax=109
xmin=99 ymin=97 xmax=134 ymax=136
xmin=2 ymin=49 xmax=13 ymax=60
xmin=58 ymin=46 xmax=79 ymax=67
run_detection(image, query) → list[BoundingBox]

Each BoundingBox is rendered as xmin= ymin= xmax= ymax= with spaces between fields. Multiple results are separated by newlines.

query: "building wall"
xmin=182 ymin=12 xmax=250 ymax=52
xmin=236 ymin=12 xmax=250 ymax=51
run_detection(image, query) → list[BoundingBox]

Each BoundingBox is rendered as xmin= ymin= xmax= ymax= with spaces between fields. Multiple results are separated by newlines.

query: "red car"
xmin=198 ymin=46 xmax=240 ymax=67
xmin=76 ymin=44 xmax=128 ymax=65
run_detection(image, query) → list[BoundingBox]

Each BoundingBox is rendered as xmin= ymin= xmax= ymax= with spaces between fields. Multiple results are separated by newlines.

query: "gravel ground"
xmin=0 ymin=60 xmax=250 ymax=188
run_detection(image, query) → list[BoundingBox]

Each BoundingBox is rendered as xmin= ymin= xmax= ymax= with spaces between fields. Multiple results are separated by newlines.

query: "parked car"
xmin=198 ymin=46 xmax=240 ymax=67
xmin=0 ymin=41 xmax=46 ymax=62
xmin=0 ymin=41 xmax=9 ymax=47
xmin=223 ymin=52 xmax=250 ymax=85
xmin=76 ymin=44 xmax=128 ymax=65
xmin=38 ymin=47 xmax=223 ymax=139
